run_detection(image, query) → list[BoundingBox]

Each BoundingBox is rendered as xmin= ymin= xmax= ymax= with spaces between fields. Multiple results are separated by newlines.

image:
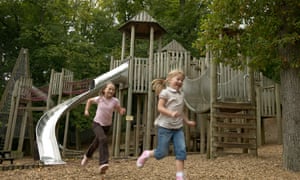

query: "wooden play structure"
xmin=0 ymin=49 xmax=90 ymax=159
xmin=108 ymin=11 xmax=282 ymax=159
xmin=0 ymin=48 xmax=32 ymax=158
xmin=0 ymin=11 xmax=282 ymax=162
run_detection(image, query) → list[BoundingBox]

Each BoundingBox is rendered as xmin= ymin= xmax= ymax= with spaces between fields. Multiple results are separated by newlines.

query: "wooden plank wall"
xmin=132 ymin=58 xmax=148 ymax=93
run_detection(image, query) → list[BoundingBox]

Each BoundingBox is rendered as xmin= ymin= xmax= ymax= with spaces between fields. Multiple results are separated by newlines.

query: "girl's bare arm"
xmin=84 ymin=98 xmax=94 ymax=116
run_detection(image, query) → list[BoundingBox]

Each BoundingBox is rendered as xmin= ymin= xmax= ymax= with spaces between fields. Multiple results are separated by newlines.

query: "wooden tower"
xmin=0 ymin=48 xmax=30 ymax=151
xmin=115 ymin=11 xmax=166 ymax=156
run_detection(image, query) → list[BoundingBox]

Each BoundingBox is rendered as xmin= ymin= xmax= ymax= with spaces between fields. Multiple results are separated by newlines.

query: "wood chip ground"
xmin=0 ymin=145 xmax=299 ymax=179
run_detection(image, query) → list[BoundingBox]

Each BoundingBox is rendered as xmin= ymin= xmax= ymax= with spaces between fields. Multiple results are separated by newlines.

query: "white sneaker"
xmin=81 ymin=155 xmax=88 ymax=166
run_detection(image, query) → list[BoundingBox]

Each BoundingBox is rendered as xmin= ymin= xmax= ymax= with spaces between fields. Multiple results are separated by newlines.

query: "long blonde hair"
xmin=152 ymin=69 xmax=185 ymax=96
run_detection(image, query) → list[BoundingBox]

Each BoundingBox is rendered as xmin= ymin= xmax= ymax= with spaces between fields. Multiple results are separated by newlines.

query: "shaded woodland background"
xmin=2 ymin=0 xmax=300 ymax=173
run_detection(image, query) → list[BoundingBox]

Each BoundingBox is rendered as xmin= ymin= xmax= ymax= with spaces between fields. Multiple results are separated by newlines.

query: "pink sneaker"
xmin=176 ymin=176 xmax=186 ymax=180
xmin=136 ymin=150 xmax=150 ymax=168
xmin=99 ymin=164 xmax=109 ymax=174
xmin=81 ymin=155 xmax=88 ymax=166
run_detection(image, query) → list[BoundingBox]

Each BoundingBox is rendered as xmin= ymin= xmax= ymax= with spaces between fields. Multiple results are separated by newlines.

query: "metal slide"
xmin=36 ymin=62 xmax=128 ymax=165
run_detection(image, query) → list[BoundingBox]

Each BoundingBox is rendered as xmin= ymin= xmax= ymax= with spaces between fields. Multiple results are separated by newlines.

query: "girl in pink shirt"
xmin=81 ymin=82 xmax=126 ymax=174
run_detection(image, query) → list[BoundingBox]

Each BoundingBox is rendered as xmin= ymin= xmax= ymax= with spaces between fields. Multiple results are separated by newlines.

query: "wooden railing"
xmin=217 ymin=64 xmax=250 ymax=102
xmin=110 ymin=54 xmax=279 ymax=118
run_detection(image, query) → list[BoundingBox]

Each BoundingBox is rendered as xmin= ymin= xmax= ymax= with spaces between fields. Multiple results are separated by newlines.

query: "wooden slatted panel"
xmin=19 ymin=77 xmax=32 ymax=101
xmin=218 ymin=64 xmax=249 ymax=101
xmin=261 ymin=85 xmax=276 ymax=117
xmin=62 ymin=68 xmax=74 ymax=93
xmin=49 ymin=70 xmax=62 ymax=95
xmin=133 ymin=58 xmax=148 ymax=93
xmin=161 ymin=52 xmax=167 ymax=77
xmin=211 ymin=102 xmax=257 ymax=157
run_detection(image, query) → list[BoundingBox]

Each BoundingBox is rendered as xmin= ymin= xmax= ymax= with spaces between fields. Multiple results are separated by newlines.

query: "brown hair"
xmin=152 ymin=69 xmax=185 ymax=96
xmin=99 ymin=81 xmax=115 ymax=96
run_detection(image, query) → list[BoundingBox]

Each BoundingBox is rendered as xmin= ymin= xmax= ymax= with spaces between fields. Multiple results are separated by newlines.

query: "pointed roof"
xmin=162 ymin=40 xmax=187 ymax=52
xmin=0 ymin=48 xmax=30 ymax=112
xmin=0 ymin=48 xmax=30 ymax=139
xmin=118 ymin=11 xmax=166 ymax=39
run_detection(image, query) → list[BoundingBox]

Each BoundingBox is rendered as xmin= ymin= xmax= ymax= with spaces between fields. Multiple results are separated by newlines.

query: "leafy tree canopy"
xmin=0 ymin=0 xmax=206 ymax=132
xmin=195 ymin=0 xmax=300 ymax=171
xmin=195 ymin=0 xmax=300 ymax=82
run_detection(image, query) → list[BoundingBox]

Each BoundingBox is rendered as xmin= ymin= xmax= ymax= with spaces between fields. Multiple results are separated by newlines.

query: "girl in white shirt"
xmin=137 ymin=70 xmax=196 ymax=180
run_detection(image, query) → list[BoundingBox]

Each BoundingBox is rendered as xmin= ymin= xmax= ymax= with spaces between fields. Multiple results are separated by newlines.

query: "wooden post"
xmin=256 ymin=85 xmax=262 ymax=146
xmin=18 ymin=100 xmax=30 ymax=152
xmin=47 ymin=69 xmax=55 ymax=110
xmin=62 ymin=111 xmax=70 ymax=154
xmin=121 ymin=32 xmax=126 ymax=61
xmin=114 ymin=83 xmax=124 ymax=156
xmin=125 ymin=25 xmax=135 ymax=156
xmin=209 ymin=48 xmax=217 ymax=159
xmin=200 ymin=114 xmax=206 ymax=154
xmin=157 ymin=37 xmax=162 ymax=52
xmin=248 ymin=57 xmax=258 ymax=153
xmin=184 ymin=108 xmax=191 ymax=151
xmin=142 ymin=95 xmax=148 ymax=149
xmin=58 ymin=69 xmax=65 ymax=104
xmin=17 ymin=79 xmax=29 ymax=152
xmin=111 ymin=89 xmax=118 ymax=156
xmin=275 ymin=83 xmax=282 ymax=144
xmin=27 ymin=103 xmax=35 ymax=157
xmin=4 ymin=81 xmax=17 ymax=150
xmin=145 ymin=26 xmax=154 ymax=150
xmin=135 ymin=96 xmax=142 ymax=156
xmin=5 ymin=79 xmax=22 ymax=150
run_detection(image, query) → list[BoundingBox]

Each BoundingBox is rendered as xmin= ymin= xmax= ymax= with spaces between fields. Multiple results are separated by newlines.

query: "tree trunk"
xmin=281 ymin=66 xmax=300 ymax=172
xmin=279 ymin=1 xmax=300 ymax=172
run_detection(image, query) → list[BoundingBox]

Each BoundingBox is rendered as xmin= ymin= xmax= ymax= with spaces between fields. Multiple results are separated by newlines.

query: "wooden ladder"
xmin=210 ymin=102 xmax=257 ymax=158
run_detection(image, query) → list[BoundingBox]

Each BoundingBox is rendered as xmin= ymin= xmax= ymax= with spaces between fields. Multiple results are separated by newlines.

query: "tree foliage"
xmin=0 ymin=0 xmax=119 ymax=88
xmin=1 ymin=0 xmax=206 ymax=137
xmin=100 ymin=0 xmax=206 ymax=57
xmin=196 ymin=0 xmax=300 ymax=171
xmin=195 ymin=0 xmax=300 ymax=82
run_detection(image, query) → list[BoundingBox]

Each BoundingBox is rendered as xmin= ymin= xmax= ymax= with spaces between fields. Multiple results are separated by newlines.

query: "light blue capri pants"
xmin=153 ymin=126 xmax=187 ymax=160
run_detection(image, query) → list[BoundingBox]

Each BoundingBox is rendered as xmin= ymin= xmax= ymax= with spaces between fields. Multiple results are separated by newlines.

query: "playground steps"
xmin=211 ymin=102 xmax=257 ymax=157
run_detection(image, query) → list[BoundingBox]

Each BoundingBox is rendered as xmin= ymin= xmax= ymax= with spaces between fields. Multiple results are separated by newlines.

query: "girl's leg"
xmin=154 ymin=127 xmax=172 ymax=159
xmin=93 ymin=124 xmax=110 ymax=165
xmin=85 ymin=137 xmax=99 ymax=158
xmin=81 ymin=137 xmax=99 ymax=165
xmin=176 ymin=160 xmax=184 ymax=175
xmin=81 ymin=123 xmax=100 ymax=166
xmin=136 ymin=127 xmax=171 ymax=168
xmin=173 ymin=129 xmax=187 ymax=179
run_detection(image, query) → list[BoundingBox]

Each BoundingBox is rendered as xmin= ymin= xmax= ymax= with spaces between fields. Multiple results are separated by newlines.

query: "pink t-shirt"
xmin=91 ymin=96 xmax=120 ymax=126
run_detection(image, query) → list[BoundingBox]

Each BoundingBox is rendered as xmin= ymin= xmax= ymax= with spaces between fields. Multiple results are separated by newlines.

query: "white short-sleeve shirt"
xmin=154 ymin=87 xmax=185 ymax=129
